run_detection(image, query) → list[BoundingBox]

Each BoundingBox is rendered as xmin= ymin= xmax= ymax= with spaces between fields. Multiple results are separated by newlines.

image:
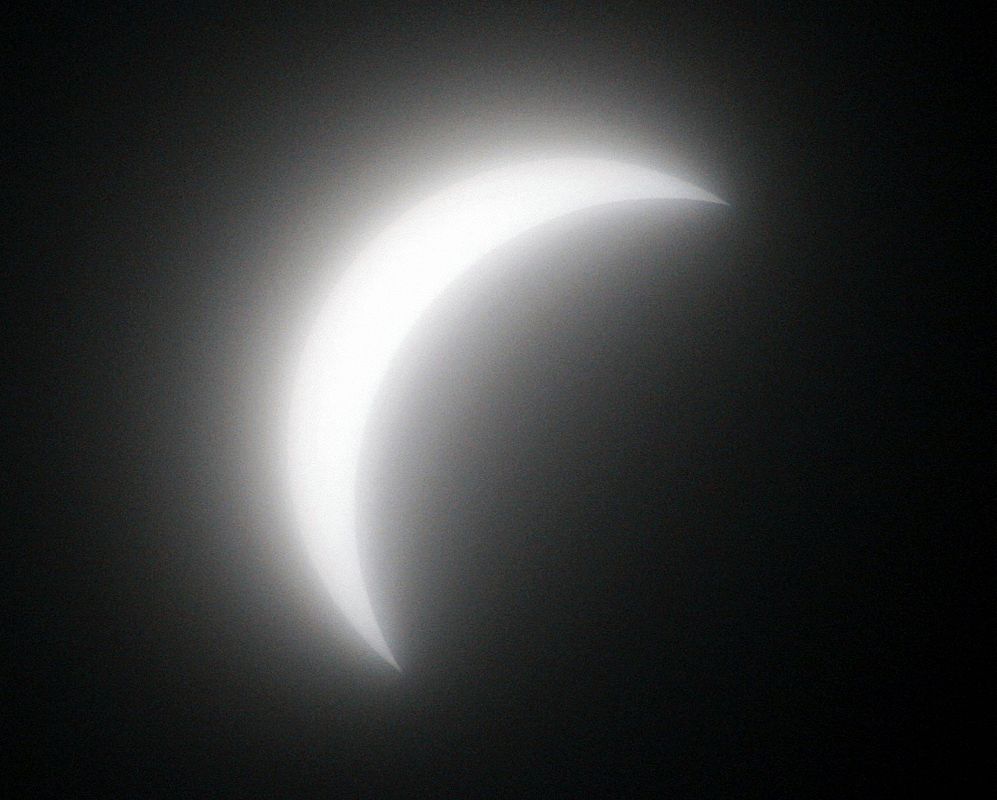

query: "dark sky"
xmin=11 ymin=2 xmax=993 ymax=796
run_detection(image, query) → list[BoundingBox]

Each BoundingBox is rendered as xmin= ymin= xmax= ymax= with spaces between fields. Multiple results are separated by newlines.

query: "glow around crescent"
xmin=288 ymin=157 xmax=724 ymax=668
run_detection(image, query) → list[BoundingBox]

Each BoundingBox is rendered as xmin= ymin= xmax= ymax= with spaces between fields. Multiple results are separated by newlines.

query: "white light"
xmin=288 ymin=157 xmax=723 ymax=668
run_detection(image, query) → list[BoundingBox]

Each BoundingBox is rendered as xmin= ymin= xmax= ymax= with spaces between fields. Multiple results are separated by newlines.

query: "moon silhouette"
xmin=288 ymin=157 xmax=724 ymax=668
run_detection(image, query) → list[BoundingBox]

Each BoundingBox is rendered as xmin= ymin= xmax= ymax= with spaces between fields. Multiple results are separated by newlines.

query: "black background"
xmin=11 ymin=2 xmax=993 ymax=796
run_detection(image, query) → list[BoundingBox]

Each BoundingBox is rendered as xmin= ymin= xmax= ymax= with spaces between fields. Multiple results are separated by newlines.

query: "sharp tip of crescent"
xmin=678 ymin=186 xmax=727 ymax=206
xmin=372 ymin=640 xmax=401 ymax=671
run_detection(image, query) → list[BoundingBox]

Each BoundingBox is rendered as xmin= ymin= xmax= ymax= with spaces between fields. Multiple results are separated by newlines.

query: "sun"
xmin=287 ymin=157 xmax=724 ymax=668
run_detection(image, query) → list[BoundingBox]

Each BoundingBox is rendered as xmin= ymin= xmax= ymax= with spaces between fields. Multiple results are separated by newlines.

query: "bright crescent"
xmin=288 ymin=157 xmax=724 ymax=668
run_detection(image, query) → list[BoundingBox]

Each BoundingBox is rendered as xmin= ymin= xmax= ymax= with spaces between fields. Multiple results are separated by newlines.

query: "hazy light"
xmin=287 ymin=157 xmax=723 ymax=668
